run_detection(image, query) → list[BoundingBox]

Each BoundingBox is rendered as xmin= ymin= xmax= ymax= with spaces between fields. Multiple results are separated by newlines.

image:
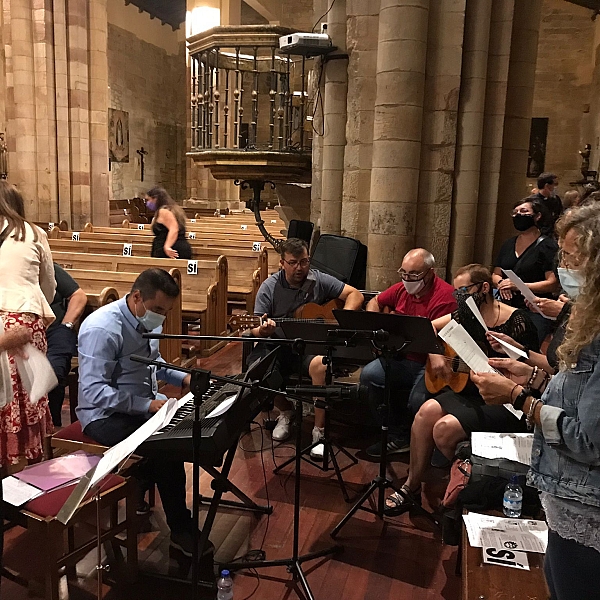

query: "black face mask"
xmin=513 ymin=214 xmax=536 ymax=232
xmin=453 ymin=288 xmax=487 ymax=308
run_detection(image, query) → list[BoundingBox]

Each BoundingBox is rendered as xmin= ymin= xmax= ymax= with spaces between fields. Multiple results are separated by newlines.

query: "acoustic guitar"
xmin=228 ymin=298 xmax=344 ymax=330
xmin=424 ymin=341 xmax=470 ymax=394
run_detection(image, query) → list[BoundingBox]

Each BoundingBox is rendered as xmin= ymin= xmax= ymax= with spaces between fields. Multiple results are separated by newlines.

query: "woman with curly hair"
xmin=145 ymin=186 xmax=192 ymax=259
xmin=0 ymin=182 xmax=55 ymax=471
xmin=473 ymin=203 xmax=600 ymax=600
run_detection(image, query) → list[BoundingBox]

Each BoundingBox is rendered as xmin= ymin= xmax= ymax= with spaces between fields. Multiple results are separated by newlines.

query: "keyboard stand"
xmin=197 ymin=441 xmax=273 ymax=516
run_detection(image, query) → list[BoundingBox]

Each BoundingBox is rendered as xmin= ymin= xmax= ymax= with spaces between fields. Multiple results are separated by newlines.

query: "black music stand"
xmin=276 ymin=321 xmax=368 ymax=501
xmin=329 ymin=311 xmax=443 ymax=538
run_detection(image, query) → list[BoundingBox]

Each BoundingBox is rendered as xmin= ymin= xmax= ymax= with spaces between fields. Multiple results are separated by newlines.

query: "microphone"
xmin=142 ymin=333 xmax=169 ymax=339
xmin=287 ymin=384 xmax=368 ymax=402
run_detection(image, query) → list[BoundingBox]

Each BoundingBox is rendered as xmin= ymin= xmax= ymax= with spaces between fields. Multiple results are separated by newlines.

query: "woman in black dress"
xmin=492 ymin=198 xmax=559 ymax=344
xmin=384 ymin=263 xmax=539 ymax=515
xmin=145 ymin=187 xmax=192 ymax=259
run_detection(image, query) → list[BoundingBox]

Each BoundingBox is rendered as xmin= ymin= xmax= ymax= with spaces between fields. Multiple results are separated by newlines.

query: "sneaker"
xmin=309 ymin=426 xmax=325 ymax=460
xmin=136 ymin=500 xmax=152 ymax=516
xmin=170 ymin=530 xmax=215 ymax=558
xmin=272 ymin=410 xmax=294 ymax=442
xmin=366 ymin=436 xmax=410 ymax=459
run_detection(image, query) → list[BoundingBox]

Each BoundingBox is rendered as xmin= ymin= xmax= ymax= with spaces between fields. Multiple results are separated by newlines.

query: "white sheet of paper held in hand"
xmin=465 ymin=297 xmax=527 ymax=360
xmin=502 ymin=270 xmax=556 ymax=320
xmin=14 ymin=344 xmax=58 ymax=404
xmin=438 ymin=320 xmax=523 ymax=418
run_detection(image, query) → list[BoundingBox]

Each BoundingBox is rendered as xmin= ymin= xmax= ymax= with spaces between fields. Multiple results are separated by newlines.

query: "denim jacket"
xmin=528 ymin=336 xmax=600 ymax=508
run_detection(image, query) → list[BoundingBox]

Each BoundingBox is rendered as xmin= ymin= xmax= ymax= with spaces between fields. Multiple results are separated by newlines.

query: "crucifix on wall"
xmin=137 ymin=146 xmax=148 ymax=182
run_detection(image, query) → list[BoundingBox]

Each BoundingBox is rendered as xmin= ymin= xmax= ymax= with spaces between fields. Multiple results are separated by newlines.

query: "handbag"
xmin=442 ymin=456 xmax=472 ymax=508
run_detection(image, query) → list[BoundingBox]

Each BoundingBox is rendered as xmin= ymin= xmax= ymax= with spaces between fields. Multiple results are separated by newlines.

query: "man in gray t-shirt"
xmin=247 ymin=238 xmax=363 ymax=459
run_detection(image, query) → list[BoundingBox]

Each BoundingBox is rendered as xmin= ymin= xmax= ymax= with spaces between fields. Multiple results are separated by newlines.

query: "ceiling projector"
xmin=279 ymin=32 xmax=332 ymax=55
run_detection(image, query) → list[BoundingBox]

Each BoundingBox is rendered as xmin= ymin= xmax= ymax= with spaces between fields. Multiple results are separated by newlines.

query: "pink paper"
xmin=14 ymin=452 xmax=101 ymax=491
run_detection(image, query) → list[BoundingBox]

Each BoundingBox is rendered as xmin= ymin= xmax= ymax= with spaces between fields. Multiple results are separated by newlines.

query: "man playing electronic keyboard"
xmin=76 ymin=268 xmax=213 ymax=561
xmin=247 ymin=238 xmax=364 ymax=458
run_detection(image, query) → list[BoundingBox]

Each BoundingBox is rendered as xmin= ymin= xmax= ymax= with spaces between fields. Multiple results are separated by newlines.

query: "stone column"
xmin=367 ymin=0 xmax=429 ymax=289
xmin=6 ymin=0 xmax=38 ymax=215
xmin=473 ymin=0 xmax=515 ymax=266
xmin=340 ymin=0 xmax=378 ymax=244
xmin=447 ymin=0 xmax=492 ymax=275
xmin=414 ymin=0 xmax=465 ymax=275
xmin=493 ymin=0 xmax=542 ymax=255
xmin=89 ymin=0 xmax=109 ymax=226
xmin=319 ymin=0 xmax=347 ymax=235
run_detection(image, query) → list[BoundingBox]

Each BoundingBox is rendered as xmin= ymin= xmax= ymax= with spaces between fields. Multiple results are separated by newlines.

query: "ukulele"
xmin=424 ymin=341 xmax=470 ymax=394
xmin=228 ymin=298 xmax=344 ymax=330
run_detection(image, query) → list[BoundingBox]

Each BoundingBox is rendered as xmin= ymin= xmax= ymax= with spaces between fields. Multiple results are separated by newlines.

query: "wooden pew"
xmin=56 ymin=259 xmax=226 ymax=357
xmin=63 ymin=267 xmax=184 ymax=364
xmin=48 ymin=239 xmax=267 ymax=312
xmin=50 ymin=229 xmax=280 ymax=273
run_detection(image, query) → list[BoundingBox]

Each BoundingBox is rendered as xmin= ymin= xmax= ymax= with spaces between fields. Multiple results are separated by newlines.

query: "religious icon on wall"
xmin=527 ymin=117 xmax=548 ymax=178
xmin=108 ymin=108 xmax=129 ymax=162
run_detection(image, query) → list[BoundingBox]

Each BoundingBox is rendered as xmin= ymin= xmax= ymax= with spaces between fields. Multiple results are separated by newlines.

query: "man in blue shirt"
xmin=77 ymin=268 xmax=211 ymax=559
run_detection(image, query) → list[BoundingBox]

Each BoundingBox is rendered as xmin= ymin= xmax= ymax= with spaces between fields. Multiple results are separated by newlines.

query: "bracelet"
xmin=510 ymin=383 xmax=521 ymax=403
xmin=527 ymin=398 xmax=541 ymax=429
xmin=526 ymin=365 xmax=539 ymax=388
xmin=512 ymin=388 xmax=529 ymax=412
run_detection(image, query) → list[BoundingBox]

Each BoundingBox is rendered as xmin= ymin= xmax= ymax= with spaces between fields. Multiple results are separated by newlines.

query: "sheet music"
xmin=438 ymin=320 xmax=521 ymax=417
xmin=465 ymin=297 xmax=526 ymax=360
xmin=463 ymin=512 xmax=548 ymax=554
xmin=471 ymin=432 xmax=533 ymax=465
xmin=2 ymin=475 xmax=43 ymax=506
xmin=438 ymin=320 xmax=496 ymax=374
xmin=502 ymin=270 xmax=556 ymax=320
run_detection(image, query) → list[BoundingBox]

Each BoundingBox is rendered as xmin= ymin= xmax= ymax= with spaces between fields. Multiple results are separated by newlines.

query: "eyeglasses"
xmin=283 ymin=257 xmax=310 ymax=268
xmin=454 ymin=282 xmax=482 ymax=295
xmin=558 ymin=248 xmax=582 ymax=269
xmin=397 ymin=268 xmax=429 ymax=282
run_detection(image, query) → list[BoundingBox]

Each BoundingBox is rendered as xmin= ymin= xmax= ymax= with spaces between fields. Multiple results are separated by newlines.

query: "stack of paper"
xmin=471 ymin=432 xmax=533 ymax=466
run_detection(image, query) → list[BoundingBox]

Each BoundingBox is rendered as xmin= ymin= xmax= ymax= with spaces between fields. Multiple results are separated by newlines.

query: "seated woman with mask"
xmin=385 ymin=263 xmax=539 ymax=516
xmin=472 ymin=204 xmax=600 ymax=600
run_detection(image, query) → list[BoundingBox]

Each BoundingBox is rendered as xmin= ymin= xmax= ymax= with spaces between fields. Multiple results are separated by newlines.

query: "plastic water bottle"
xmin=503 ymin=474 xmax=523 ymax=518
xmin=217 ymin=569 xmax=234 ymax=600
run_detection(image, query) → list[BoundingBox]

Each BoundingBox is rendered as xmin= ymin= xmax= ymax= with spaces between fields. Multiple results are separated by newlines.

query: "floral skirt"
xmin=0 ymin=312 xmax=53 ymax=467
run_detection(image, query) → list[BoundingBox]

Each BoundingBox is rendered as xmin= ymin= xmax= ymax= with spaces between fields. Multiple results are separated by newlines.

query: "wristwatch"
xmin=63 ymin=322 xmax=74 ymax=329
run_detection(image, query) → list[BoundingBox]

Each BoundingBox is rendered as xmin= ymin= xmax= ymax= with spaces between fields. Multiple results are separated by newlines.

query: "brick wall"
xmin=107 ymin=23 xmax=187 ymax=201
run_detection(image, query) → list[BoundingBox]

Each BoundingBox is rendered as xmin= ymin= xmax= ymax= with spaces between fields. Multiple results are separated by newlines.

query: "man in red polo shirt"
xmin=361 ymin=248 xmax=456 ymax=457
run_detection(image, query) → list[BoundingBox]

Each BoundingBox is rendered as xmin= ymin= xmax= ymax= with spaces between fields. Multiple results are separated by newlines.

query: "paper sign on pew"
xmin=465 ymin=297 xmax=527 ymax=360
xmin=482 ymin=546 xmax=530 ymax=570
xmin=137 ymin=224 xmax=145 ymax=230
xmin=252 ymin=242 xmax=262 ymax=252
xmin=187 ymin=260 xmax=198 ymax=275
xmin=72 ymin=232 xmax=80 ymax=241
xmin=438 ymin=320 xmax=523 ymax=419
xmin=48 ymin=222 xmax=54 ymax=231
xmin=189 ymin=232 xmax=196 ymax=239
xmin=241 ymin=225 xmax=247 ymax=230
xmin=123 ymin=243 xmax=132 ymax=257
xmin=190 ymin=218 xmax=196 ymax=223
xmin=502 ymin=270 xmax=556 ymax=320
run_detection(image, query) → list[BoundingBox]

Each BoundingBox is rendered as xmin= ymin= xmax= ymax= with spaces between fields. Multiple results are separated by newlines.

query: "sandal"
xmin=384 ymin=484 xmax=421 ymax=517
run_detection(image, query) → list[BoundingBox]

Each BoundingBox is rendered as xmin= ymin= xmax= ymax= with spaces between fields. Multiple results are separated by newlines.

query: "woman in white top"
xmin=0 ymin=182 xmax=56 ymax=470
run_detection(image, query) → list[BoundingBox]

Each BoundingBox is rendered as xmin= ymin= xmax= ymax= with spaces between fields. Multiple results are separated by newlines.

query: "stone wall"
xmin=107 ymin=4 xmax=187 ymax=201
xmin=530 ymin=0 xmax=594 ymax=192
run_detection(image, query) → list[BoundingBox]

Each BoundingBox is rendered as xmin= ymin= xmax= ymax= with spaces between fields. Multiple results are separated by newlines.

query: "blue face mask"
xmin=557 ymin=267 xmax=584 ymax=299
xmin=136 ymin=301 xmax=166 ymax=331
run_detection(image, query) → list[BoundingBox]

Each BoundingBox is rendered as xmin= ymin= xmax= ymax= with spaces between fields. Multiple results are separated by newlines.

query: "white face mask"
xmin=135 ymin=301 xmax=166 ymax=331
xmin=557 ymin=268 xmax=584 ymax=300
xmin=403 ymin=278 xmax=426 ymax=296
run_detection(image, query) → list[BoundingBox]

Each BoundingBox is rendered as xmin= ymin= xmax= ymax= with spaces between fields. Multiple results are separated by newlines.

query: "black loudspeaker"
xmin=310 ymin=234 xmax=367 ymax=289
xmin=287 ymin=219 xmax=314 ymax=244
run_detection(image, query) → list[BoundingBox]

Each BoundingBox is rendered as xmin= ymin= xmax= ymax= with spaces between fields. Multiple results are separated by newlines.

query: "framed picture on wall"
xmin=527 ymin=117 xmax=548 ymax=178
xmin=108 ymin=108 xmax=129 ymax=163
